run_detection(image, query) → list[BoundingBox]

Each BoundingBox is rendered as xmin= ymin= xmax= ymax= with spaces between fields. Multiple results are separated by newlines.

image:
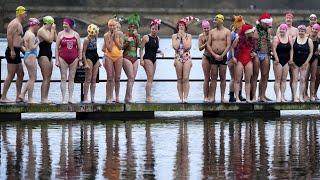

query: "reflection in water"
xmin=0 ymin=118 xmax=320 ymax=179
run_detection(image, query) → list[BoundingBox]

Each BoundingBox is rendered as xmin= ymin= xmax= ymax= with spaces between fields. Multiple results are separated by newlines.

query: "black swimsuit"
xmin=85 ymin=37 xmax=99 ymax=65
xmin=38 ymin=41 xmax=52 ymax=60
xmin=143 ymin=35 xmax=159 ymax=64
xmin=276 ymin=37 xmax=291 ymax=66
xmin=293 ymin=38 xmax=310 ymax=67
xmin=5 ymin=47 xmax=22 ymax=64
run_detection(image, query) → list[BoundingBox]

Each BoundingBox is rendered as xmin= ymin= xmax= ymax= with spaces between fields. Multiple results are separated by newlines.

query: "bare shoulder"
xmin=142 ymin=34 xmax=149 ymax=41
xmin=224 ymin=27 xmax=231 ymax=33
xmin=187 ymin=33 xmax=192 ymax=38
xmin=172 ymin=33 xmax=177 ymax=38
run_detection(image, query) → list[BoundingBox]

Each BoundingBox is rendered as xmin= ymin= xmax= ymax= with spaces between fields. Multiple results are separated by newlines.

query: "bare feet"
xmin=299 ymin=97 xmax=305 ymax=103
xmin=68 ymin=99 xmax=75 ymax=104
xmin=0 ymin=98 xmax=13 ymax=103
xmin=146 ymin=97 xmax=152 ymax=103
xmin=246 ymin=99 xmax=253 ymax=103
xmin=221 ymin=98 xmax=226 ymax=103
xmin=27 ymin=100 xmax=37 ymax=104
xmin=236 ymin=98 xmax=241 ymax=103
xmin=263 ymin=96 xmax=272 ymax=101
xmin=311 ymin=97 xmax=316 ymax=102
xmin=293 ymin=97 xmax=299 ymax=102
xmin=303 ymin=96 xmax=310 ymax=102
xmin=204 ymin=98 xmax=209 ymax=103
xmin=276 ymin=98 xmax=281 ymax=103
xmin=281 ymin=97 xmax=287 ymax=102
xmin=82 ymin=100 xmax=91 ymax=104
xmin=41 ymin=99 xmax=52 ymax=104
xmin=17 ymin=95 xmax=25 ymax=103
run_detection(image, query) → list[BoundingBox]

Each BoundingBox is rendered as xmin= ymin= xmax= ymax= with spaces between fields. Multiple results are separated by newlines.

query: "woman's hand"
xmin=140 ymin=59 xmax=145 ymax=67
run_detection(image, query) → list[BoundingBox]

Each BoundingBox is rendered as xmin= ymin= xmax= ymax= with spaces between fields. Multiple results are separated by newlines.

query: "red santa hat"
xmin=241 ymin=24 xmax=255 ymax=35
xmin=257 ymin=12 xmax=273 ymax=26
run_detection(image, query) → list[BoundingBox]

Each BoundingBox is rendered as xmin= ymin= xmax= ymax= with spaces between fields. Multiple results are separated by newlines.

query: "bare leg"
xmin=228 ymin=61 xmax=236 ymax=102
xmin=0 ymin=64 xmax=18 ymax=102
xmin=273 ymin=62 xmax=282 ymax=102
xmin=299 ymin=64 xmax=309 ymax=102
xmin=289 ymin=68 xmax=294 ymax=100
xmin=259 ymin=58 xmax=270 ymax=101
xmin=114 ymin=58 xmax=123 ymax=103
xmin=234 ymin=62 xmax=244 ymax=102
xmin=309 ymin=60 xmax=317 ymax=101
xmin=123 ymin=58 xmax=135 ymax=103
xmin=174 ymin=59 xmax=184 ymax=102
xmin=208 ymin=64 xmax=218 ymax=102
xmin=59 ymin=58 xmax=69 ymax=103
xmin=38 ymin=56 xmax=53 ymax=103
xmin=104 ymin=57 xmax=115 ymax=103
xmin=202 ymin=56 xmax=211 ymax=102
xmin=291 ymin=65 xmax=299 ymax=102
xmin=244 ymin=61 xmax=253 ymax=103
xmin=90 ymin=61 xmax=100 ymax=103
xmin=315 ymin=66 xmax=320 ymax=100
xmin=143 ymin=59 xmax=156 ymax=103
xmin=219 ymin=65 xmax=227 ymax=103
xmin=84 ymin=59 xmax=93 ymax=103
xmin=20 ymin=56 xmax=37 ymax=103
xmin=67 ymin=58 xmax=79 ymax=103
xmin=16 ymin=63 xmax=24 ymax=102
xmin=280 ymin=64 xmax=289 ymax=102
xmin=182 ymin=60 xmax=192 ymax=103
xmin=251 ymin=58 xmax=260 ymax=101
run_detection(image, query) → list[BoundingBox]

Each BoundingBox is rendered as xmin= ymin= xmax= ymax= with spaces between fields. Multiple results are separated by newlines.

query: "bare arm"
xmin=55 ymin=32 xmax=62 ymax=66
xmin=220 ymin=30 xmax=231 ymax=57
xmin=140 ymin=35 xmax=148 ymax=61
xmin=272 ymin=36 xmax=280 ymax=62
xmin=182 ymin=34 xmax=192 ymax=51
xmin=82 ymin=37 xmax=89 ymax=62
xmin=305 ymin=38 xmax=314 ymax=63
xmin=114 ymin=31 xmax=123 ymax=50
xmin=172 ymin=34 xmax=180 ymax=51
xmin=7 ymin=23 xmax=17 ymax=51
xmin=289 ymin=38 xmax=294 ymax=63
xmin=75 ymin=32 xmax=82 ymax=60
xmin=198 ymin=34 xmax=206 ymax=51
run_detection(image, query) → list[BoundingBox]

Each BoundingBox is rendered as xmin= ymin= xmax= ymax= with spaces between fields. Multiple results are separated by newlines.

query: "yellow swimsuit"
xmin=105 ymin=42 xmax=122 ymax=62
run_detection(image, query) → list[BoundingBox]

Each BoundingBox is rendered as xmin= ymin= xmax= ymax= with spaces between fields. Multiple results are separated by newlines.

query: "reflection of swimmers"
xmin=140 ymin=19 xmax=164 ymax=103
xmin=82 ymin=24 xmax=100 ymax=103
xmin=198 ymin=20 xmax=211 ymax=102
xmin=123 ymin=14 xmax=141 ymax=103
xmin=103 ymin=19 xmax=123 ymax=103
xmin=37 ymin=16 xmax=57 ymax=103
xmin=291 ymin=25 xmax=313 ymax=102
xmin=172 ymin=16 xmax=196 ymax=103
xmin=18 ymin=18 xmax=40 ymax=103
xmin=56 ymin=18 xmax=82 ymax=104
xmin=206 ymin=14 xmax=231 ymax=103
xmin=272 ymin=24 xmax=293 ymax=102
xmin=0 ymin=6 xmax=27 ymax=103
xmin=233 ymin=24 xmax=256 ymax=103
xmin=252 ymin=13 xmax=273 ymax=102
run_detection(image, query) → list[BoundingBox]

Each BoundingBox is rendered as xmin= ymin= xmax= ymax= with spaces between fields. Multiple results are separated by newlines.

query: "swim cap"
xmin=279 ymin=23 xmax=288 ymax=31
xmin=285 ymin=12 xmax=294 ymax=19
xmin=201 ymin=20 xmax=210 ymax=29
xmin=127 ymin=14 xmax=140 ymax=28
xmin=43 ymin=16 xmax=54 ymax=25
xmin=63 ymin=18 xmax=74 ymax=28
xmin=215 ymin=14 xmax=224 ymax=23
xmin=28 ymin=18 xmax=40 ymax=27
xmin=16 ymin=6 xmax=26 ymax=16
xmin=312 ymin=23 xmax=320 ymax=31
xmin=150 ymin=19 xmax=161 ymax=28
xmin=87 ymin=24 xmax=99 ymax=36
xmin=297 ymin=25 xmax=307 ymax=31
xmin=108 ymin=19 xmax=117 ymax=27
xmin=310 ymin=14 xmax=317 ymax=20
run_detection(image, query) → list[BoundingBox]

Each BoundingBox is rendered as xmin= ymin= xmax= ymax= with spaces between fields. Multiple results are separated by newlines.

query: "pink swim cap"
xmin=298 ymin=25 xmax=307 ymax=31
xmin=312 ymin=23 xmax=320 ymax=31
xmin=201 ymin=20 xmax=210 ymax=28
xmin=28 ymin=18 xmax=40 ymax=27
xmin=63 ymin=18 xmax=74 ymax=28
xmin=279 ymin=23 xmax=288 ymax=31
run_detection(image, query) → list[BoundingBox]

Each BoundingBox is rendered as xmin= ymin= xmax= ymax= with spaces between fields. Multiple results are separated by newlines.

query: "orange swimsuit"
xmin=105 ymin=42 xmax=122 ymax=62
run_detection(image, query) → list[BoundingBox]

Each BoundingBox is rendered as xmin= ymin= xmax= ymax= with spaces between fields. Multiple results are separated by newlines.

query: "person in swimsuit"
xmin=233 ymin=24 xmax=256 ymax=103
xmin=227 ymin=15 xmax=246 ymax=102
xmin=172 ymin=16 xmax=196 ymax=103
xmin=252 ymin=13 xmax=273 ymax=102
xmin=18 ymin=18 xmax=40 ymax=103
xmin=37 ymin=16 xmax=57 ymax=103
xmin=56 ymin=18 xmax=82 ymax=104
xmin=0 ymin=6 xmax=26 ymax=103
xmin=123 ymin=14 xmax=141 ymax=103
xmin=291 ymin=25 xmax=314 ymax=102
xmin=305 ymin=24 xmax=320 ymax=101
xmin=140 ymin=19 xmax=164 ymax=103
xmin=198 ymin=20 xmax=211 ymax=102
xmin=277 ymin=12 xmax=299 ymax=101
xmin=103 ymin=19 xmax=123 ymax=103
xmin=82 ymin=24 xmax=100 ymax=103
xmin=206 ymin=14 xmax=231 ymax=103
xmin=306 ymin=14 xmax=318 ymax=35
xmin=272 ymin=24 xmax=293 ymax=102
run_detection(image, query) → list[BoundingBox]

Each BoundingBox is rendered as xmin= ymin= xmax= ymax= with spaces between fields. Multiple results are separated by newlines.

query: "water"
xmin=1 ymin=116 xmax=320 ymax=179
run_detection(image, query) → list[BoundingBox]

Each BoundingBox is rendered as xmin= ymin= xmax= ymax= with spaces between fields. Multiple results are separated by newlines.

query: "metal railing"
xmin=0 ymin=55 xmax=279 ymax=101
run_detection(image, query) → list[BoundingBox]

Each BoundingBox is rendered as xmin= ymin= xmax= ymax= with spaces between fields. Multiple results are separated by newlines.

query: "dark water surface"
xmin=1 ymin=116 xmax=320 ymax=179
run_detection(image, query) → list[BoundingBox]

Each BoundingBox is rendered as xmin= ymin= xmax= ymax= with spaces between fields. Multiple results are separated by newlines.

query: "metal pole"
xmin=80 ymin=82 xmax=84 ymax=102
xmin=0 ymin=58 xmax=2 ymax=98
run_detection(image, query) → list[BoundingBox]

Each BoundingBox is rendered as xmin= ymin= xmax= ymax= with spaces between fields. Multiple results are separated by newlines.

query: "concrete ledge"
xmin=254 ymin=102 xmax=320 ymax=110
xmin=76 ymin=111 xmax=154 ymax=120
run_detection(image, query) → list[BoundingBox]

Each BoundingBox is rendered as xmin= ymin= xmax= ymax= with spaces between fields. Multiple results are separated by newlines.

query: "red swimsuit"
xmin=59 ymin=36 xmax=78 ymax=64
xmin=236 ymin=36 xmax=255 ymax=66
